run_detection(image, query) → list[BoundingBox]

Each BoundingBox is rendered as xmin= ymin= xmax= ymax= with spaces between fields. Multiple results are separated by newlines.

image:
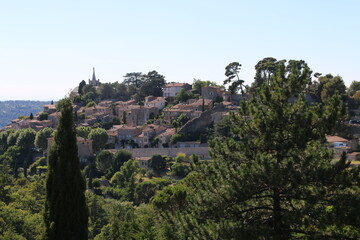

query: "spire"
xmin=92 ymin=67 xmax=96 ymax=82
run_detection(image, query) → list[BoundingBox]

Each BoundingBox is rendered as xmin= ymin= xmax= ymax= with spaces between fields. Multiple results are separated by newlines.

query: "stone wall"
xmin=126 ymin=147 xmax=210 ymax=159
xmin=179 ymin=103 xmax=227 ymax=134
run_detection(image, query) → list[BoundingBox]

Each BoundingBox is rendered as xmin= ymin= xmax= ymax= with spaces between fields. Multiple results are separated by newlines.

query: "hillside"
xmin=0 ymin=100 xmax=50 ymax=129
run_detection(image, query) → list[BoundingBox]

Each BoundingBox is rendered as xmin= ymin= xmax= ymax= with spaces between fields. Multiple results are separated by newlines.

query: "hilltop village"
xmin=5 ymin=68 xmax=243 ymax=165
xmin=1 ymin=60 xmax=360 ymax=239
xmin=5 ymin=68 xmax=360 ymax=168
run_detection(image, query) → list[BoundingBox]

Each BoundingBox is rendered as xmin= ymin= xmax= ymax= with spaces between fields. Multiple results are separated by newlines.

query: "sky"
xmin=0 ymin=0 xmax=359 ymax=100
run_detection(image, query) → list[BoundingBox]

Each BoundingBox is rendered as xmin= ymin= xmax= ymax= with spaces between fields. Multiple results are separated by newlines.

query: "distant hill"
xmin=0 ymin=101 xmax=50 ymax=129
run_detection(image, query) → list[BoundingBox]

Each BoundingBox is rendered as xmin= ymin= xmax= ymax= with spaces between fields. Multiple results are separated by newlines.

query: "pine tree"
xmin=44 ymin=99 xmax=88 ymax=240
xmin=155 ymin=60 xmax=360 ymax=239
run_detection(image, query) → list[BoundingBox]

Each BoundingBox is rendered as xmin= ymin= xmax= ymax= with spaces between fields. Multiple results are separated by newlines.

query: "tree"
xmin=35 ymin=127 xmax=54 ymax=152
xmin=112 ymin=149 xmax=132 ymax=174
xmin=157 ymin=60 xmax=360 ymax=239
xmin=192 ymin=79 xmax=217 ymax=94
xmin=38 ymin=112 xmax=49 ymax=121
xmin=139 ymin=70 xmax=166 ymax=97
xmin=78 ymin=80 xmax=86 ymax=95
xmin=76 ymin=126 xmax=92 ymax=139
xmin=123 ymin=72 xmax=145 ymax=88
xmin=97 ymin=83 xmax=114 ymax=100
xmin=82 ymin=84 xmax=96 ymax=95
xmin=348 ymin=80 xmax=360 ymax=97
xmin=88 ymin=128 xmax=108 ymax=152
xmin=252 ymin=57 xmax=278 ymax=89
xmin=113 ymin=82 xmax=130 ymax=100
xmin=86 ymin=192 xmax=107 ymax=240
xmin=172 ymin=113 xmax=190 ymax=129
xmin=175 ymin=88 xmax=193 ymax=103
xmin=110 ymin=160 xmax=139 ymax=201
xmin=29 ymin=113 xmax=34 ymax=120
xmin=3 ymin=145 xmax=22 ymax=178
xmin=134 ymin=178 xmax=171 ymax=205
xmin=318 ymin=74 xmax=347 ymax=103
xmin=44 ymin=98 xmax=88 ymax=240
xmin=149 ymin=155 xmax=166 ymax=173
xmin=95 ymin=201 xmax=136 ymax=240
xmin=16 ymin=128 xmax=36 ymax=177
xmin=224 ymin=62 xmax=246 ymax=94
xmin=95 ymin=150 xmax=114 ymax=175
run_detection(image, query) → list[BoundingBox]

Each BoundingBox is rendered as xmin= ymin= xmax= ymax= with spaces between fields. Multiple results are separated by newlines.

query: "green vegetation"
xmin=0 ymin=58 xmax=359 ymax=239
xmin=44 ymin=99 xmax=88 ymax=240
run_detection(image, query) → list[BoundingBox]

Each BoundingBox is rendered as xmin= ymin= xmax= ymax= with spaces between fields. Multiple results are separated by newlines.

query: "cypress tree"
xmin=44 ymin=99 xmax=88 ymax=240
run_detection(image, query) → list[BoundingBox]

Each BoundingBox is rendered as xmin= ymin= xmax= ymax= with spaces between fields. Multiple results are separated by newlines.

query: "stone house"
xmin=157 ymin=128 xmax=176 ymax=148
xmin=134 ymin=157 xmax=151 ymax=169
xmin=114 ymin=100 xmax=137 ymax=115
xmin=117 ymin=105 xmax=159 ymax=127
xmin=43 ymin=104 xmax=57 ymax=114
xmin=117 ymin=125 xmax=143 ymax=140
xmin=134 ymin=124 xmax=167 ymax=148
xmin=163 ymin=82 xmax=191 ymax=97
xmin=144 ymin=96 xmax=166 ymax=110
xmin=84 ymin=106 xmax=112 ymax=118
xmin=48 ymin=112 xmax=60 ymax=127
xmin=47 ymin=137 xmax=93 ymax=162
xmin=201 ymin=86 xmax=223 ymax=100
xmin=326 ymin=135 xmax=358 ymax=159
xmin=163 ymin=99 xmax=213 ymax=123
xmin=98 ymin=100 xmax=113 ymax=107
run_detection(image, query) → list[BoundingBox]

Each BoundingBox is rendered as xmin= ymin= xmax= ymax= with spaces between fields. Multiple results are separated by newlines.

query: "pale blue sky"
xmin=0 ymin=0 xmax=359 ymax=100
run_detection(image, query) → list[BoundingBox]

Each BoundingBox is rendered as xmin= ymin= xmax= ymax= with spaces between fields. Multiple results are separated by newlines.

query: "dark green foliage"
xmin=110 ymin=160 xmax=139 ymax=201
xmin=16 ymin=128 xmax=36 ymax=177
xmin=149 ymin=155 xmax=167 ymax=173
xmin=95 ymin=150 xmax=113 ymax=175
xmin=155 ymin=60 xmax=360 ymax=239
xmin=172 ymin=113 xmax=189 ymax=129
xmin=112 ymin=149 xmax=132 ymax=175
xmin=88 ymin=128 xmax=108 ymax=152
xmin=123 ymin=72 xmax=145 ymax=88
xmin=139 ymin=70 xmax=166 ymax=97
xmin=192 ymin=79 xmax=218 ymax=94
xmin=224 ymin=62 xmax=246 ymax=94
xmin=212 ymin=115 xmax=232 ymax=138
xmin=134 ymin=178 xmax=171 ymax=205
xmin=252 ymin=57 xmax=278 ymax=89
xmin=175 ymin=88 xmax=194 ymax=103
xmin=38 ymin=112 xmax=49 ymax=121
xmin=76 ymin=126 xmax=92 ymax=139
xmin=170 ymin=162 xmax=189 ymax=178
xmin=318 ymin=74 xmax=347 ymax=103
xmin=35 ymin=127 xmax=54 ymax=151
xmin=348 ymin=80 xmax=360 ymax=96
xmin=0 ymin=160 xmax=12 ymax=202
xmin=44 ymin=98 xmax=88 ymax=240
xmin=86 ymin=192 xmax=107 ymax=239
xmin=96 ymin=83 xmax=114 ymax=100
xmin=29 ymin=157 xmax=47 ymax=175
xmin=78 ymin=80 xmax=86 ymax=95
xmin=112 ymin=117 xmax=120 ymax=125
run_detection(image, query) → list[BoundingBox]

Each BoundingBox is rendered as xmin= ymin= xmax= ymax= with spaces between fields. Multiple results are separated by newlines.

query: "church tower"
xmin=88 ymin=67 xmax=100 ymax=86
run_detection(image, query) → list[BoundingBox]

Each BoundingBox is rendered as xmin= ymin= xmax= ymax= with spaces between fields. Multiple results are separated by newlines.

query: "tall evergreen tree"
xmin=153 ymin=60 xmax=360 ymax=239
xmin=44 ymin=99 xmax=88 ymax=240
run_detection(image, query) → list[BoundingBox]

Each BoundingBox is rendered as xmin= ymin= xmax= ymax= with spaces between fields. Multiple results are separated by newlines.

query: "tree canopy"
xmin=153 ymin=60 xmax=360 ymax=239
